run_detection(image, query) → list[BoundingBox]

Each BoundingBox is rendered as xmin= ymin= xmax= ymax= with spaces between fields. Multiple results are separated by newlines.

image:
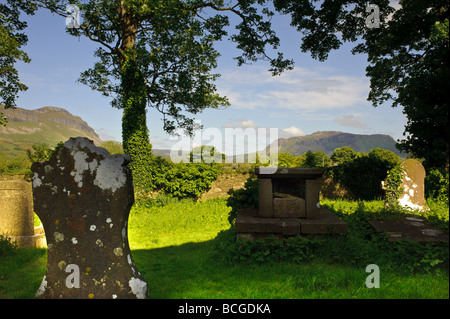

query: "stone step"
xmin=235 ymin=207 xmax=348 ymax=238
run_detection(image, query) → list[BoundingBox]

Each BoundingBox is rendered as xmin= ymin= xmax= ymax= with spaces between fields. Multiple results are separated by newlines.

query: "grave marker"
xmin=398 ymin=159 xmax=428 ymax=211
xmin=32 ymin=137 xmax=148 ymax=299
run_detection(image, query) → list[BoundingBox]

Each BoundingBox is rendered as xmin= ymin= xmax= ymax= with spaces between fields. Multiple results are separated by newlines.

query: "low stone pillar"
xmin=32 ymin=137 xmax=148 ymax=299
xmin=305 ymin=179 xmax=321 ymax=219
xmin=0 ymin=175 xmax=40 ymax=247
xmin=258 ymin=179 xmax=273 ymax=217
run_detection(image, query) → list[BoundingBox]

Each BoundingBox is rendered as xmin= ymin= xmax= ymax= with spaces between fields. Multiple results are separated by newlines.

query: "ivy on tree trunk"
xmin=121 ymin=56 xmax=154 ymax=193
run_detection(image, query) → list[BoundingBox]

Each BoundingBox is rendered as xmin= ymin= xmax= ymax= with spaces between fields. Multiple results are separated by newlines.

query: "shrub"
xmin=99 ymin=140 xmax=124 ymax=154
xmin=425 ymin=168 xmax=449 ymax=203
xmin=332 ymin=148 xmax=401 ymax=200
xmin=161 ymin=162 xmax=219 ymax=199
xmin=144 ymin=156 xmax=220 ymax=199
xmin=0 ymin=235 xmax=16 ymax=256
xmin=226 ymin=175 xmax=258 ymax=224
xmin=383 ymin=164 xmax=404 ymax=207
xmin=212 ymin=228 xmax=321 ymax=264
xmin=303 ymin=150 xmax=331 ymax=168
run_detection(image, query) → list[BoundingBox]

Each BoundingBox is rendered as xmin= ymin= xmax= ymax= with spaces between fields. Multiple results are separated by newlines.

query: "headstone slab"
xmin=31 ymin=137 xmax=148 ymax=299
xmin=398 ymin=159 xmax=428 ymax=211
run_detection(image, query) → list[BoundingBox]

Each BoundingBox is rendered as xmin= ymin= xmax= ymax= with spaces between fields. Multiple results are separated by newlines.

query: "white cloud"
xmin=281 ymin=126 xmax=306 ymax=137
xmin=222 ymin=118 xmax=258 ymax=129
xmin=334 ymin=114 xmax=368 ymax=129
xmin=217 ymin=66 xmax=369 ymax=112
xmin=237 ymin=120 xmax=258 ymax=128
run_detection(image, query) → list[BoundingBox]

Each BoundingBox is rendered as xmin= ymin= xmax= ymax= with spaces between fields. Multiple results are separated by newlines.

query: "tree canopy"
xmin=27 ymin=0 xmax=294 ymax=192
xmin=273 ymin=0 xmax=449 ymax=170
xmin=0 ymin=0 xmax=37 ymax=125
xmin=33 ymin=0 xmax=294 ymax=134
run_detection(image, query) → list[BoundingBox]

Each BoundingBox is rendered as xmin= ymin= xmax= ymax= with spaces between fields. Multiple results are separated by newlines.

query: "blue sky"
xmin=13 ymin=2 xmax=407 ymax=155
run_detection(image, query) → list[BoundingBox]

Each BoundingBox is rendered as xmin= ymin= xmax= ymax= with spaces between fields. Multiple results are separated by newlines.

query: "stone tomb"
xmin=0 ymin=175 xmax=45 ymax=248
xmin=32 ymin=137 xmax=148 ymax=299
xmin=235 ymin=167 xmax=347 ymax=239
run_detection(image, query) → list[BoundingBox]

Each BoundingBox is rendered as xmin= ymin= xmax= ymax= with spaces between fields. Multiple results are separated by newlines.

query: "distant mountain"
xmin=267 ymin=131 xmax=404 ymax=157
xmin=0 ymin=106 xmax=102 ymax=159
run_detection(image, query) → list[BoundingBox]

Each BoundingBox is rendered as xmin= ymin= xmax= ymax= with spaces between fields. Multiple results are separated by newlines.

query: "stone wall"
xmin=200 ymin=173 xmax=250 ymax=201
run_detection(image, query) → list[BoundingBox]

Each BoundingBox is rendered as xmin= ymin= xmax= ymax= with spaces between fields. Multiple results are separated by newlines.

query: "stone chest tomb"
xmin=235 ymin=167 xmax=348 ymax=239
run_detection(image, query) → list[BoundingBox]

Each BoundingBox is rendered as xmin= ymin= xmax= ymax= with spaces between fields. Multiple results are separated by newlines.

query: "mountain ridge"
xmin=268 ymin=131 xmax=403 ymax=157
xmin=0 ymin=105 xmax=102 ymax=159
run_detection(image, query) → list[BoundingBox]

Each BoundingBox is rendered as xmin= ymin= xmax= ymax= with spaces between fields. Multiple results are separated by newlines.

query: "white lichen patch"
xmin=71 ymin=237 xmax=78 ymax=244
xmin=113 ymin=247 xmax=123 ymax=256
xmin=54 ymin=232 xmax=64 ymax=243
xmin=32 ymin=172 xmax=42 ymax=188
xmin=128 ymin=277 xmax=147 ymax=299
xmin=90 ymin=225 xmax=96 ymax=231
xmin=127 ymin=254 xmax=132 ymax=265
xmin=64 ymin=137 xmax=110 ymax=158
xmin=58 ymin=260 xmax=67 ymax=271
xmin=89 ymin=158 xmax=98 ymax=173
xmin=93 ymin=155 xmax=128 ymax=193
xmin=96 ymin=239 xmax=103 ymax=247
xmin=44 ymin=165 xmax=53 ymax=174
xmin=64 ymin=137 xmax=130 ymax=193
xmin=72 ymin=151 xmax=88 ymax=184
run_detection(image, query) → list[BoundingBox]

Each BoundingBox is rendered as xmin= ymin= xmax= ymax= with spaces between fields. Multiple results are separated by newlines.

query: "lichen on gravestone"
xmin=31 ymin=137 xmax=148 ymax=299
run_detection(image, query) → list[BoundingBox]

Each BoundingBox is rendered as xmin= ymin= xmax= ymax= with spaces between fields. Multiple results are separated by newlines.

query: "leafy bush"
xmin=303 ymin=150 xmax=331 ymax=168
xmin=160 ymin=162 xmax=219 ymax=199
xmin=383 ymin=164 xmax=404 ymax=207
xmin=216 ymin=198 xmax=449 ymax=272
xmin=226 ymin=175 xmax=258 ymax=224
xmin=425 ymin=168 xmax=449 ymax=203
xmin=213 ymin=227 xmax=321 ymax=264
xmin=0 ymin=235 xmax=16 ymax=256
xmin=332 ymin=148 xmax=401 ymax=200
xmin=142 ymin=156 xmax=220 ymax=199
xmin=99 ymin=140 xmax=124 ymax=154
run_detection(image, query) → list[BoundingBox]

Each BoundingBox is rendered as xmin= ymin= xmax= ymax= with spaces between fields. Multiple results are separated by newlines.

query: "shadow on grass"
xmin=0 ymin=248 xmax=47 ymax=299
xmin=130 ymin=239 xmax=450 ymax=299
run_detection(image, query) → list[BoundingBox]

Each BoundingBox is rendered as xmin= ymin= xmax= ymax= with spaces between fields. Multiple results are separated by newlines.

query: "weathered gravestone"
xmin=398 ymin=159 xmax=428 ymax=211
xmin=32 ymin=137 xmax=148 ymax=299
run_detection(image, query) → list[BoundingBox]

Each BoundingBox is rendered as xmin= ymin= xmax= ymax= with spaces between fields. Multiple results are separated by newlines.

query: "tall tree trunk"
xmin=119 ymin=2 xmax=154 ymax=193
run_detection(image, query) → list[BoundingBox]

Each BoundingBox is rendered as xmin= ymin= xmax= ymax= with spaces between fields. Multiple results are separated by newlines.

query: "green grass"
xmin=0 ymin=248 xmax=47 ymax=299
xmin=0 ymin=197 xmax=448 ymax=299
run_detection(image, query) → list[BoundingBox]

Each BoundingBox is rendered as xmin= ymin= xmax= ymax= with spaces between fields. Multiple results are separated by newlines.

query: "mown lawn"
xmin=0 ymin=197 xmax=448 ymax=299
